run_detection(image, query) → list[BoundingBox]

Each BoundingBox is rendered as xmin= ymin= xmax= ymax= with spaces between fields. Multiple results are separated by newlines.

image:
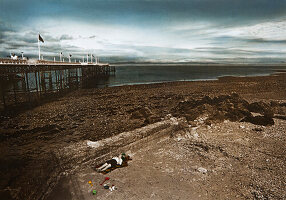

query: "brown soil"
xmin=47 ymin=119 xmax=285 ymax=200
xmin=0 ymin=73 xmax=286 ymax=200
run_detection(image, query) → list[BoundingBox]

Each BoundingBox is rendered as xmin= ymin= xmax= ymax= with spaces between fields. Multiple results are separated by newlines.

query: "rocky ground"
xmin=0 ymin=73 xmax=286 ymax=199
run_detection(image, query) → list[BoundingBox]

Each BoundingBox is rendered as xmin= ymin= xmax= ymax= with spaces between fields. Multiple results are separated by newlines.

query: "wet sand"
xmin=0 ymin=73 xmax=286 ymax=199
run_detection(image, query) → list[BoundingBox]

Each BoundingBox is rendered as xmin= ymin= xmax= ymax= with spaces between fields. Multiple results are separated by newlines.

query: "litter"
xmin=103 ymin=184 xmax=117 ymax=191
xmin=87 ymin=140 xmax=103 ymax=148
xmin=239 ymin=125 xmax=245 ymax=129
xmin=92 ymin=190 xmax=97 ymax=195
xmin=198 ymin=167 xmax=207 ymax=174
xmin=109 ymin=185 xmax=117 ymax=191
xmin=100 ymin=177 xmax=110 ymax=185
xmin=88 ymin=181 xmax=93 ymax=187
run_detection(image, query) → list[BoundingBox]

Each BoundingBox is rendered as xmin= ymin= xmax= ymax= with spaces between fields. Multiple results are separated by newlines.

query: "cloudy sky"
xmin=1 ymin=0 xmax=286 ymax=63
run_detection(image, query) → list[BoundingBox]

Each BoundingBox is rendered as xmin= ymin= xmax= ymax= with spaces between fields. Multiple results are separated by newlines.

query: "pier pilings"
xmin=0 ymin=60 xmax=115 ymax=110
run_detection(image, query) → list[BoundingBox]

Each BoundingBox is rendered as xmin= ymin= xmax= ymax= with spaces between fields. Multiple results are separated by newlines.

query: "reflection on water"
xmin=82 ymin=75 xmax=114 ymax=89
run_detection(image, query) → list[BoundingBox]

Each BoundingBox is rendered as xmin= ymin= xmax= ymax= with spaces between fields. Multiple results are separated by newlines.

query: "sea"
xmin=97 ymin=63 xmax=286 ymax=87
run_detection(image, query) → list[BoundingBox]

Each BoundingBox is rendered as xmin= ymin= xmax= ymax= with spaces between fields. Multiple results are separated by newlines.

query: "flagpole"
xmin=38 ymin=36 xmax=41 ymax=60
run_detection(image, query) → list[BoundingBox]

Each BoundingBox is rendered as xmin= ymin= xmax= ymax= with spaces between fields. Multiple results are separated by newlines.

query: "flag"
xmin=38 ymin=34 xmax=44 ymax=43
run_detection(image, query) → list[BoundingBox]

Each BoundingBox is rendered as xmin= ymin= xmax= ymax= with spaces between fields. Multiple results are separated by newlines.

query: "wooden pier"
xmin=0 ymin=58 xmax=115 ymax=110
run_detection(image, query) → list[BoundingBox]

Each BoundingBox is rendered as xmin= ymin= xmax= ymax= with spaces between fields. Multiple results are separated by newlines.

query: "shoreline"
xmin=112 ymin=62 xmax=286 ymax=66
xmin=108 ymin=72 xmax=285 ymax=88
xmin=107 ymin=65 xmax=286 ymax=88
xmin=0 ymin=72 xmax=285 ymax=199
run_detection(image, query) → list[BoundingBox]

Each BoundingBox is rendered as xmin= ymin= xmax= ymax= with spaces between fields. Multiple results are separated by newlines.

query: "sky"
xmin=0 ymin=0 xmax=286 ymax=63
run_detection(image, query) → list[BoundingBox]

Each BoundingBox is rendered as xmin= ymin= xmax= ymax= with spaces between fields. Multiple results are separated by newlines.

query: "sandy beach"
xmin=0 ymin=72 xmax=286 ymax=200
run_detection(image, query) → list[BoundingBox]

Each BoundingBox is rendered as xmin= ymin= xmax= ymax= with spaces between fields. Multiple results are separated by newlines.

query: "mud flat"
xmin=0 ymin=73 xmax=286 ymax=199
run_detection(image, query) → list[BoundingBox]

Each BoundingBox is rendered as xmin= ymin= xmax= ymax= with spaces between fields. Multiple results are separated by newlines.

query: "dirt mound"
xmin=171 ymin=93 xmax=276 ymax=126
xmin=129 ymin=107 xmax=161 ymax=125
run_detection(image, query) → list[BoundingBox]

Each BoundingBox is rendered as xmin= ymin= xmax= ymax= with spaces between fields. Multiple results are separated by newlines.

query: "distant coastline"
xmin=111 ymin=61 xmax=286 ymax=66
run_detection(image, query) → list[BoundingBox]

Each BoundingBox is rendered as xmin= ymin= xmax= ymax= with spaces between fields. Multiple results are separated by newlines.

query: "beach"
xmin=0 ymin=72 xmax=286 ymax=199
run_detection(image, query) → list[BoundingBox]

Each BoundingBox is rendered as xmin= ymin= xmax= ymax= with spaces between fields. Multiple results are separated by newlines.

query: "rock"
xmin=201 ymin=96 xmax=212 ymax=104
xmin=274 ymin=115 xmax=286 ymax=120
xmin=270 ymin=101 xmax=279 ymax=107
xmin=252 ymin=128 xmax=263 ymax=132
xmin=241 ymin=115 xmax=274 ymax=126
xmin=130 ymin=107 xmax=152 ymax=119
xmin=247 ymin=102 xmax=274 ymax=117
xmin=177 ymin=136 xmax=183 ymax=141
xmin=193 ymin=132 xmax=199 ymax=140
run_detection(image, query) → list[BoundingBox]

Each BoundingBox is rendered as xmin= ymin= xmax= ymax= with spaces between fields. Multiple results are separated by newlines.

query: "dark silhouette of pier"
xmin=0 ymin=58 xmax=115 ymax=110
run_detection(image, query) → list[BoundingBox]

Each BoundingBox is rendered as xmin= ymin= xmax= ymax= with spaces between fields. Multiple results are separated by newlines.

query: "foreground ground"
xmin=0 ymin=73 xmax=286 ymax=199
xmin=46 ymin=118 xmax=286 ymax=200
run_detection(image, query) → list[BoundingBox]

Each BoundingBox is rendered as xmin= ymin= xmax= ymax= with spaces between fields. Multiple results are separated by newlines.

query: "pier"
xmin=0 ymin=58 xmax=115 ymax=110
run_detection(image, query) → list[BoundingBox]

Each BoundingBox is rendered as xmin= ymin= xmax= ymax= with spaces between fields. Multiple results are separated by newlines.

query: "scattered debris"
xmin=100 ymin=177 xmax=110 ymax=185
xmin=197 ymin=167 xmax=208 ymax=174
xmin=88 ymin=180 xmax=93 ymax=187
xmin=239 ymin=125 xmax=245 ymax=129
xmin=109 ymin=185 xmax=117 ymax=191
xmin=87 ymin=140 xmax=103 ymax=148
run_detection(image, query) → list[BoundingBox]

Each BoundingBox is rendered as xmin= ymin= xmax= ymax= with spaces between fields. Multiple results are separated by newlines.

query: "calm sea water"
xmin=100 ymin=63 xmax=286 ymax=87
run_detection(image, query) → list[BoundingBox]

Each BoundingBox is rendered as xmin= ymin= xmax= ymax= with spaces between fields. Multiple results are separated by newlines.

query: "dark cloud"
xmin=212 ymin=36 xmax=286 ymax=45
xmin=59 ymin=34 xmax=73 ymax=40
xmin=1 ymin=0 xmax=286 ymax=27
xmin=68 ymin=0 xmax=286 ymax=26
xmin=246 ymin=38 xmax=286 ymax=44
xmin=195 ymin=46 xmax=286 ymax=57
